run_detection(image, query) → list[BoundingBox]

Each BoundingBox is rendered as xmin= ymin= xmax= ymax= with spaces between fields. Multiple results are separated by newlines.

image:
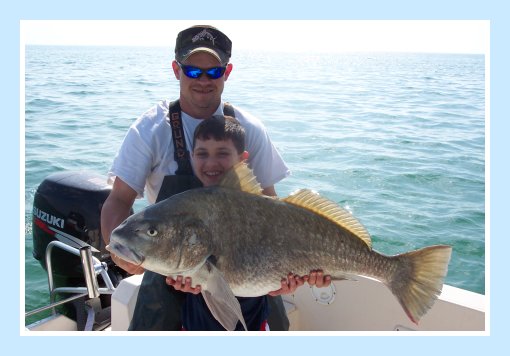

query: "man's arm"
xmin=101 ymin=177 xmax=144 ymax=275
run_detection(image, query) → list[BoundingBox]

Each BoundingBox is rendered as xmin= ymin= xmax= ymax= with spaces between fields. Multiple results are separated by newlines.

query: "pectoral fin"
xmin=199 ymin=260 xmax=248 ymax=331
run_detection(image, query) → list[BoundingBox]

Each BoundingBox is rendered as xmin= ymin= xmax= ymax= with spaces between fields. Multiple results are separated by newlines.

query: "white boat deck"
xmin=283 ymin=276 xmax=485 ymax=331
xmin=105 ymin=274 xmax=485 ymax=332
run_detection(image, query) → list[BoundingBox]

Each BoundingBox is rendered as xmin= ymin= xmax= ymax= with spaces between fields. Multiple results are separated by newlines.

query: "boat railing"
xmin=25 ymin=241 xmax=116 ymax=325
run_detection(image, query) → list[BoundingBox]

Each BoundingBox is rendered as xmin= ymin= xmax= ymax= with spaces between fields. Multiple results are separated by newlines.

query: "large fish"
xmin=108 ymin=163 xmax=452 ymax=331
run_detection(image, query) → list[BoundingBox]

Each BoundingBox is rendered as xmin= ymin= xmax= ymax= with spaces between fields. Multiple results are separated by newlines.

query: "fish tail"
xmin=389 ymin=245 xmax=452 ymax=324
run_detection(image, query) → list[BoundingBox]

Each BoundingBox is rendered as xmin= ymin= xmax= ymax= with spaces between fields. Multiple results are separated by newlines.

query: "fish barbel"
xmin=108 ymin=163 xmax=452 ymax=330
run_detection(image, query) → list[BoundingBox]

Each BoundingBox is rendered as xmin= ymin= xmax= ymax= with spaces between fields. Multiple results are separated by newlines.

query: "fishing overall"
xmin=128 ymin=100 xmax=289 ymax=331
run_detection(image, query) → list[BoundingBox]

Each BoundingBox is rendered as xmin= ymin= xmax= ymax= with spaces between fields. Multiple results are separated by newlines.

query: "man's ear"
xmin=172 ymin=60 xmax=181 ymax=80
xmin=224 ymin=63 xmax=233 ymax=81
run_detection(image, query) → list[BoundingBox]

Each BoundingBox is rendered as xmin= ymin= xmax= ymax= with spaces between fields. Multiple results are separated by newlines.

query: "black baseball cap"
xmin=175 ymin=25 xmax=232 ymax=65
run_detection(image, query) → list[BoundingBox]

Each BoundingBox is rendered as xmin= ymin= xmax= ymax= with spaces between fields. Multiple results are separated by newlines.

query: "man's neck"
xmin=179 ymin=99 xmax=221 ymax=120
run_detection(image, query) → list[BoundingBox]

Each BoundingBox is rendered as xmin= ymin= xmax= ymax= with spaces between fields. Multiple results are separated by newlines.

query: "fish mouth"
xmin=106 ymin=242 xmax=144 ymax=266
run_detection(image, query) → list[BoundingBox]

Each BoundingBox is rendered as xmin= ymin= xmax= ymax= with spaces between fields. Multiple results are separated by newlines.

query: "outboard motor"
xmin=30 ymin=171 xmax=133 ymax=330
xmin=32 ymin=171 xmax=128 ymax=285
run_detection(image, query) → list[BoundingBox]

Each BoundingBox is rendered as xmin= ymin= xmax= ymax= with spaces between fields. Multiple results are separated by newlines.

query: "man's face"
xmin=173 ymin=52 xmax=232 ymax=117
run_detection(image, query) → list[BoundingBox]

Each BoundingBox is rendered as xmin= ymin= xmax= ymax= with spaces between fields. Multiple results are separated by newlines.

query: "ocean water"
xmin=24 ymin=46 xmax=485 ymax=317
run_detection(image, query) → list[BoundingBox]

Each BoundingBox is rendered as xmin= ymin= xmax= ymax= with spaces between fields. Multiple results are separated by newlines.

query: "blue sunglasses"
xmin=178 ymin=62 xmax=227 ymax=80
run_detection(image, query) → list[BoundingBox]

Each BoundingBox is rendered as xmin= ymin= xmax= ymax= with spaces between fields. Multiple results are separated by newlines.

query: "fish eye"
xmin=147 ymin=229 xmax=158 ymax=237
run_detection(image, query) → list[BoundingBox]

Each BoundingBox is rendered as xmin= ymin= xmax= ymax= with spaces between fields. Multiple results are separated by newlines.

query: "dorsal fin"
xmin=282 ymin=189 xmax=372 ymax=248
xmin=218 ymin=162 xmax=263 ymax=195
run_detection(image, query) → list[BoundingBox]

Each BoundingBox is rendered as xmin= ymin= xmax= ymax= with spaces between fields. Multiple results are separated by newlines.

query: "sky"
xmin=21 ymin=20 xmax=489 ymax=54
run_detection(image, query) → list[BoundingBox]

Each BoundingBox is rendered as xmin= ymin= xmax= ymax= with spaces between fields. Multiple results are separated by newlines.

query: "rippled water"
xmin=24 ymin=46 xmax=485 ymax=316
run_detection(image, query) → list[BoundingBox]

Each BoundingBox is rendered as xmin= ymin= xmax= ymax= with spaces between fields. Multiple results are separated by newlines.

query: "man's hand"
xmin=109 ymin=252 xmax=145 ymax=275
xmin=166 ymin=276 xmax=202 ymax=295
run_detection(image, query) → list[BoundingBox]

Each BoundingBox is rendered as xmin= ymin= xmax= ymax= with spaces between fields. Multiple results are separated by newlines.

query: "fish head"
xmin=108 ymin=202 xmax=213 ymax=276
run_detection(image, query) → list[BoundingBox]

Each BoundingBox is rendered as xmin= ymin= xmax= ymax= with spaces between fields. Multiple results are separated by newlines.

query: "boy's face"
xmin=192 ymin=137 xmax=248 ymax=187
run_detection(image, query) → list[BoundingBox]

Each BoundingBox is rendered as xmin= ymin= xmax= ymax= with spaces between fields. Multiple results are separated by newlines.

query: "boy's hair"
xmin=192 ymin=115 xmax=246 ymax=154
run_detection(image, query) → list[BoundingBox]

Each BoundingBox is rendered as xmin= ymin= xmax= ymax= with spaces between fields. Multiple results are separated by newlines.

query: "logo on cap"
xmin=192 ymin=29 xmax=217 ymax=46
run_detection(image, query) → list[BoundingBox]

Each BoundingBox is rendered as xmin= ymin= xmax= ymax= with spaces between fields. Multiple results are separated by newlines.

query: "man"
xmin=101 ymin=25 xmax=329 ymax=331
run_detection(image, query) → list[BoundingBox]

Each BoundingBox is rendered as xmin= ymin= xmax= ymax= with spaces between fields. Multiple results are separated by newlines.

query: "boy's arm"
xmin=166 ymin=276 xmax=201 ymax=294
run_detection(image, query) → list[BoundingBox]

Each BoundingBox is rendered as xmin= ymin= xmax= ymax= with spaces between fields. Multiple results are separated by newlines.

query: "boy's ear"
xmin=241 ymin=151 xmax=249 ymax=161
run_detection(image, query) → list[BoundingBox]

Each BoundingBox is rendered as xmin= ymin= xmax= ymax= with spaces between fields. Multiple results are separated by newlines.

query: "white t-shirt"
xmin=108 ymin=100 xmax=290 ymax=204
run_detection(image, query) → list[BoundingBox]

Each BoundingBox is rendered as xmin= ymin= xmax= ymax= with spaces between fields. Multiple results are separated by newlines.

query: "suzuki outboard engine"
xmin=32 ymin=171 xmax=128 ymax=285
xmin=31 ymin=171 xmax=132 ymax=330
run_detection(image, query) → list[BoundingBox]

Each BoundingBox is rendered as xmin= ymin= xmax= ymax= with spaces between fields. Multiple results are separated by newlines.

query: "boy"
xmin=181 ymin=115 xmax=269 ymax=330
xmin=170 ymin=115 xmax=331 ymax=330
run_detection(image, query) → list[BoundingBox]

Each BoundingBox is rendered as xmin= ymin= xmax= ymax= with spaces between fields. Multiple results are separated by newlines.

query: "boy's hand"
xmin=268 ymin=270 xmax=331 ymax=296
xmin=268 ymin=273 xmax=305 ymax=296
xmin=166 ymin=275 xmax=202 ymax=295
xmin=304 ymin=269 xmax=332 ymax=288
